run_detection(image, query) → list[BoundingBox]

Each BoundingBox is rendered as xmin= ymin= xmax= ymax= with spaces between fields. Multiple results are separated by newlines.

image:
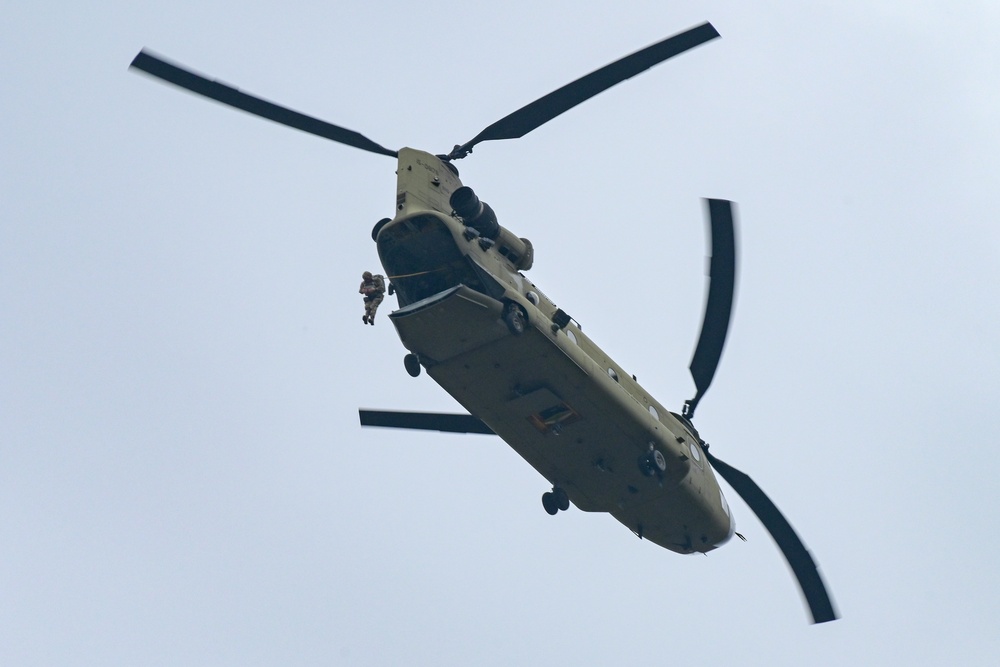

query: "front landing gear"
xmin=541 ymin=487 xmax=570 ymax=515
xmin=503 ymin=302 xmax=527 ymax=335
xmin=638 ymin=448 xmax=667 ymax=477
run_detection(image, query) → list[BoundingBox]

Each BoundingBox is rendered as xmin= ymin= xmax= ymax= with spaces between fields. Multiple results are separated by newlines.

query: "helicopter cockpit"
xmin=374 ymin=212 xmax=501 ymax=306
xmin=374 ymin=183 xmax=532 ymax=307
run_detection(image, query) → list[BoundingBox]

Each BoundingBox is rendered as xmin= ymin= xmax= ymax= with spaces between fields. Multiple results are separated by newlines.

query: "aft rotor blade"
xmin=130 ymin=50 xmax=398 ymax=158
xmin=449 ymin=22 xmax=720 ymax=159
xmin=359 ymin=410 xmax=495 ymax=435
xmin=685 ymin=198 xmax=737 ymax=419
xmin=706 ymin=452 xmax=838 ymax=624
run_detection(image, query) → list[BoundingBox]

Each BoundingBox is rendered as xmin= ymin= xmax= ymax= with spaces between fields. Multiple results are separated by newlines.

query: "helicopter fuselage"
xmin=130 ymin=23 xmax=839 ymax=619
xmin=376 ymin=148 xmax=734 ymax=554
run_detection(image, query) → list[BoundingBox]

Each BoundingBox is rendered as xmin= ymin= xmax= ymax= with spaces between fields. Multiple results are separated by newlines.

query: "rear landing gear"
xmin=542 ymin=487 xmax=570 ymax=515
xmin=542 ymin=492 xmax=558 ymax=515
xmin=404 ymin=353 xmax=421 ymax=377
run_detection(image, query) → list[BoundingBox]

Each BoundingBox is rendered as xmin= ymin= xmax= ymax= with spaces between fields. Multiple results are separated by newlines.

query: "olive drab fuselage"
xmin=129 ymin=23 xmax=838 ymax=620
xmin=376 ymin=148 xmax=734 ymax=553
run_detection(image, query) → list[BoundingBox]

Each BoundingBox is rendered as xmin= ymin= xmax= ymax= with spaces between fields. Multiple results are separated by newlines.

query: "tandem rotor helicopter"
xmin=131 ymin=21 xmax=838 ymax=624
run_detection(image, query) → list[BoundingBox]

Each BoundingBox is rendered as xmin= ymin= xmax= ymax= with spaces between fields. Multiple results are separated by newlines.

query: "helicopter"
xmin=130 ymin=21 xmax=837 ymax=624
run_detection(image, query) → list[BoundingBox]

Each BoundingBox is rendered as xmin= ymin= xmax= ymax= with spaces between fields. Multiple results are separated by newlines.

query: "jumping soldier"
xmin=359 ymin=270 xmax=386 ymax=325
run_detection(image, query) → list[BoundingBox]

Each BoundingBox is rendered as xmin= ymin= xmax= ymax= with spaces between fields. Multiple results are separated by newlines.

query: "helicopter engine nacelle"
xmin=450 ymin=186 xmax=499 ymax=239
xmin=497 ymin=230 xmax=534 ymax=271
xmin=450 ymin=186 xmax=533 ymax=270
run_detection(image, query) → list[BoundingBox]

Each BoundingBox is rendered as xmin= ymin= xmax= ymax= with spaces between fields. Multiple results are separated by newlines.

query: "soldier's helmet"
xmin=362 ymin=271 xmax=373 ymax=280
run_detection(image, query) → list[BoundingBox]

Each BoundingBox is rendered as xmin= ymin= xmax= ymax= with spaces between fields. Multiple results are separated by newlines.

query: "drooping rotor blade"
xmin=706 ymin=451 xmax=838 ymax=624
xmin=448 ymin=22 xmax=720 ymax=159
xmin=129 ymin=50 xmax=398 ymax=158
xmin=684 ymin=198 xmax=737 ymax=420
xmin=359 ymin=410 xmax=495 ymax=435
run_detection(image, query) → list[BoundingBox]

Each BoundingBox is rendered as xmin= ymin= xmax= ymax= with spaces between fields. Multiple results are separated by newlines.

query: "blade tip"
xmin=811 ymin=610 xmax=840 ymax=624
xmin=129 ymin=48 xmax=160 ymax=73
xmin=128 ymin=50 xmax=146 ymax=70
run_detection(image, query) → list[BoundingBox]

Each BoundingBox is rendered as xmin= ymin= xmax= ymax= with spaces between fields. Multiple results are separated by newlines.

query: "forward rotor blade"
xmin=449 ymin=22 xmax=720 ymax=159
xmin=359 ymin=410 xmax=495 ymax=435
xmin=706 ymin=452 xmax=838 ymax=624
xmin=129 ymin=50 xmax=397 ymax=158
xmin=685 ymin=198 xmax=737 ymax=419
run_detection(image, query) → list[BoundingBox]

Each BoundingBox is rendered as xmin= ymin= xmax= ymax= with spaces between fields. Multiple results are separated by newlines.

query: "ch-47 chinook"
xmin=131 ymin=21 xmax=838 ymax=624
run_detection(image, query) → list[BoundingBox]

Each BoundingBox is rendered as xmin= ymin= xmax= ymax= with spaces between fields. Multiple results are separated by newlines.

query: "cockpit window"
xmin=378 ymin=214 xmax=489 ymax=305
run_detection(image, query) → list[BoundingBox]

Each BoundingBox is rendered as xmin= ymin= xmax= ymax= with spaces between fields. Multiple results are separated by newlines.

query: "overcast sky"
xmin=4 ymin=2 xmax=1000 ymax=665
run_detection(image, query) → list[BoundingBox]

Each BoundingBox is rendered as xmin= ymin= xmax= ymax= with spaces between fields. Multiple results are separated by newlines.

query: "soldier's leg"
xmin=368 ymin=296 xmax=383 ymax=324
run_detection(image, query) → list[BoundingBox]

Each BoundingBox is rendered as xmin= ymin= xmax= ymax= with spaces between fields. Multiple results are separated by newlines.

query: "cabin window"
xmin=566 ymin=330 xmax=577 ymax=345
xmin=607 ymin=368 xmax=619 ymax=382
xmin=689 ymin=442 xmax=702 ymax=462
xmin=648 ymin=405 xmax=659 ymax=420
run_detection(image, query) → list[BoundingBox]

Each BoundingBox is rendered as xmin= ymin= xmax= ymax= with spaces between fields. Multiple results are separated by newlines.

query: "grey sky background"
xmin=4 ymin=1 xmax=999 ymax=665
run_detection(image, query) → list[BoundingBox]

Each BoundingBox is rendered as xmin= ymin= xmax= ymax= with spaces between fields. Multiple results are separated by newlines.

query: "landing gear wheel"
xmin=503 ymin=303 xmax=527 ymax=336
xmin=403 ymin=353 xmax=421 ymax=377
xmin=541 ymin=491 xmax=558 ymax=516
xmin=553 ymin=487 xmax=570 ymax=512
xmin=638 ymin=449 xmax=667 ymax=476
